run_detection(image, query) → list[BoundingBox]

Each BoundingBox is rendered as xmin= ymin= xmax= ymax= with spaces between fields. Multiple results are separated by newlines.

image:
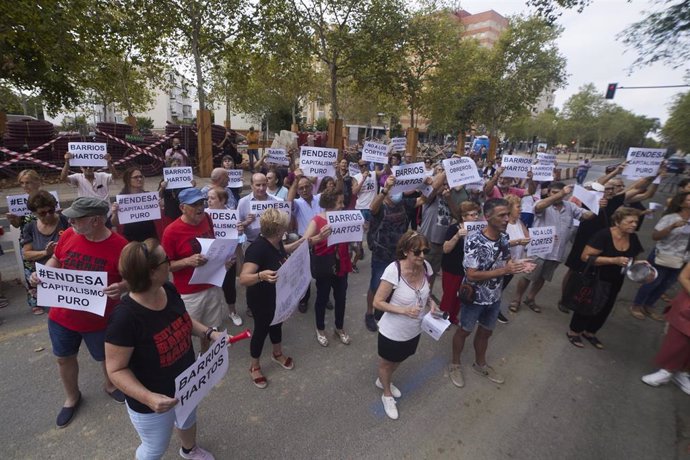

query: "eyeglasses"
xmin=155 ymin=256 xmax=170 ymax=268
xmin=35 ymin=208 xmax=56 ymax=217
xmin=131 ymin=175 xmax=144 ymax=180
xmin=412 ymin=248 xmax=430 ymax=256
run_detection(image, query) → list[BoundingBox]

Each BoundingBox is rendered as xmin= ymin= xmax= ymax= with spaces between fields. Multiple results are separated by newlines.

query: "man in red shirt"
xmin=162 ymin=188 xmax=226 ymax=353
xmin=33 ymin=197 xmax=129 ymax=428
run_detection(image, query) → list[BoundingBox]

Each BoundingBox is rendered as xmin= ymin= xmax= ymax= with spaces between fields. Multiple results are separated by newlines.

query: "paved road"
xmin=1 ymin=169 xmax=689 ymax=459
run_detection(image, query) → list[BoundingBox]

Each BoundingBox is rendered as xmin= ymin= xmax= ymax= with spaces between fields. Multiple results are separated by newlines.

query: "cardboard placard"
xmin=390 ymin=137 xmax=406 ymax=152
xmin=265 ymin=148 xmax=290 ymax=166
xmin=67 ymin=142 xmax=108 ymax=167
xmin=390 ymin=162 xmax=426 ymax=194
xmin=163 ymin=167 xmax=194 ymax=189
xmin=501 ymin=155 xmax=533 ymax=179
xmin=443 ymin=157 xmax=482 ymax=187
xmin=531 ymin=164 xmax=555 ymax=182
xmin=299 ymin=146 xmax=337 ymax=177
xmin=623 ymin=147 xmax=666 ymax=179
xmin=272 ymin=241 xmax=311 ymax=325
xmin=227 ymin=169 xmax=243 ymax=188
xmin=361 ymin=141 xmax=389 ymax=164
xmin=527 ymin=226 xmax=555 ymax=257
xmin=326 ymin=210 xmax=365 ymax=246
xmin=116 ymin=192 xmax=161 ymax=225
xmin=6 ymin=191 xmax=61 ymax=216
xmin=205 ymin=209 xmax=239 ymax=239
xmin=36 ymin=264 xmax=108 ymax=316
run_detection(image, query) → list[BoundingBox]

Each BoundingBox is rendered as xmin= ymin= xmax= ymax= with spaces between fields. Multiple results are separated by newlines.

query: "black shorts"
xmin=378 ymin=333 xmax=421 ymax=363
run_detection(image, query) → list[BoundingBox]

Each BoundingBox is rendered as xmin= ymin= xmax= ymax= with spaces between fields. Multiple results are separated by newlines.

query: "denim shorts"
xmin=48 ymin=319 xmax=106 ymax=361
xmin=459 ymin=300 xmax=501 ymax=332
xmin=369 ymin=258 xmax=390 ymax=293
xmin=359 ymin=209 xmax=372 ymax=222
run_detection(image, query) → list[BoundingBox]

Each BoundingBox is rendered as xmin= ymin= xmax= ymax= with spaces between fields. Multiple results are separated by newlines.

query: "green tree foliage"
xmin=662 ymin=92 xmax=690 ymax=152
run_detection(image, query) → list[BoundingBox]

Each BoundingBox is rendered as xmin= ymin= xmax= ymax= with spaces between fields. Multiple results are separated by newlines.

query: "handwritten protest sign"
xmin=348 ymin=162 xmax=361 ymax=177
xmin=419 ymin=183 xmax=434 ymax=197
xmin=362 ymin=141 xmax=389 ymax=164
xmin=116 ymin=192 xmax=160 ymax=225
xmin=265 ymin=148 xmax=290 ymax=166
xmin=6 ymin=191 xmax=61 ymax=216
xmin=299 ymin=146 xmax=337 ymax=177
xmin=573 ymin=185 xmax=603 ymax=215
xmin=189 ymin=238 xmax=238 ymax=287
xmin=68 ymin=142 xmax=108 ymax=167
xmin=390 ymin=162 xmax=426 ymax=194
xmin=464 ymin=221 xmax=487 ymax=235
xmin=623 ymin=147 xmax=666 ymax=179
xmin=500 ymin=155 xmax=533 ymax=179
xmin=272 ymin=241 xmax=311 ymax=325
xmin=227 ymin=169 xmax=243 ymax=188
xmin=326 ymin=210 xmax=364 ymax=246
xmin=531 ymin=164 xmax=555 ymax=182
xmin=527 ymin=226 xmax=555 ymax=257
xmin=390 ymin=137 xmax=406 ymax=152
xmin=205 ymin=209 xmax=239 ymax=239
xmin=248 ymin=200 xmax=291 ymax=229
xmin=174 ymin=332 xmax=229 ymax=426
xmin=36 ymin=263 xmax=108 ymax=316
xmin=163 ymin=167 xmax=194 ymax=189
xmin=537 ymin=152 xmax=556 ymax=165
xmin=443 ymin=157 xmax=481 ymax=187
xmin=465 ymin=181 xmax=484 ymax=192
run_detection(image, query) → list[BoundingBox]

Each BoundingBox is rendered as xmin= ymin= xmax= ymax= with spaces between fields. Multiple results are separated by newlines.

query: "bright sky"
xmin=459 ymin=0 xmax=689 ymax=124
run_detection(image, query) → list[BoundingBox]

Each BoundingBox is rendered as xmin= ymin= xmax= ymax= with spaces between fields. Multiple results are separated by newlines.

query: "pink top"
xmin=487 ymin=186 xmax=526 ymax=199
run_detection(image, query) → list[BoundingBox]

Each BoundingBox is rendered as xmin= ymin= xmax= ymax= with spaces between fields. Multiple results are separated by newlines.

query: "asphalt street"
xmin=1 ymin=160 xmax=689 ymax=459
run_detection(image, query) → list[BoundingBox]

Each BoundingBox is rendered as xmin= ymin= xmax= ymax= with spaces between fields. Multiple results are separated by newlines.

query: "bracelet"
xmin=204 ymin=327 xmax=217 ymax=341
xmin=257 ymin=272 xmax=262 ymax=282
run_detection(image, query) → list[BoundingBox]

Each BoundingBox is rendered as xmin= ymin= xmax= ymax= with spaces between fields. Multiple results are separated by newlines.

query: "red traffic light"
xmin=605 ymin=83 xmax=618 ymax=99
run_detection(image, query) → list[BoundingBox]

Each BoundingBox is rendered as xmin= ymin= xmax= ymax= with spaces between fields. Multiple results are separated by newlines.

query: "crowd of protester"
xmin=1 ymin=132 xmax=689 ymax=458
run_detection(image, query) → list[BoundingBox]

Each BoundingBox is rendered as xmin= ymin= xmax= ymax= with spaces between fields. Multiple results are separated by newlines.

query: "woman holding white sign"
xmin=106 ymin=239 xmax=221 ymax=460
xmin=111 ymin=167 xmax=160 ymax=242
xmin=373 ymin=231 xmax=438 ymax=420
xmin=302 ymin=189 xmax=353 ymax=347
xmin=22 ymin=191 xmax=70 ymax=315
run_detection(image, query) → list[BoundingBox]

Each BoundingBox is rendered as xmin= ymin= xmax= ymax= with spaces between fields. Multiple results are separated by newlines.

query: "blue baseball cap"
xmin=178 ymin=188 xmax=205 ymax=205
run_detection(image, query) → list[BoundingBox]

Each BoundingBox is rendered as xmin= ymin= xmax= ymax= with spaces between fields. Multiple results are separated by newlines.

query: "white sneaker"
xmin=229 ymin=312 xmax=243 ymax=326
xmin=672 ymin=372 xmax=690 ymax=395
xmin=381 ymin=395 xmax=398 ymax=420
xmin=179 ymin=445 xmax=215 ymax=460
xmin=641 ymin=369 xmax=673 ymax=387
xmin=375 ymin=378 xmax=402 ymax=398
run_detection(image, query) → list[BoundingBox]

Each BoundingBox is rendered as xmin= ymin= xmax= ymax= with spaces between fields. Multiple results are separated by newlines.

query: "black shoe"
xmin=298 ymin=301 xmax=308 ymax=313
xmin=56 ymin=392 xmax=82 ymax=428
xmin=106 ymin=388 xmax=126 ymax=404
xmin=557 ymin=302 xmax=569 ymax=314
xmin=246 ymin=309 xmax=253 ymax=318
xmin=326 ymin=300 xmax=334 ymax=310
xmin=497 ymin=312 xmax=509 ymax=324
xmin=365 ymin=313 xmax=378 ymax=332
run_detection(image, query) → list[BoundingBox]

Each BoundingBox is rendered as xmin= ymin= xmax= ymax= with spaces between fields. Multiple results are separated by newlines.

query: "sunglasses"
xmin=412 ymin=248 xmax=430 ymax=256
xmin=155 ymin=256 xmax=170 ymax=268
xmin=35 ymin=209 xmax=56 ymax=217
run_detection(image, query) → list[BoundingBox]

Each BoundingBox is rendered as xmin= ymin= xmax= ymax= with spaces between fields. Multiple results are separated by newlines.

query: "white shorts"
xmin=181 ymin=286 xmax=225 ymax=329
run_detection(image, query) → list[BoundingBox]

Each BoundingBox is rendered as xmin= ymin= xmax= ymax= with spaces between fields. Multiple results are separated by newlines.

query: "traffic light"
xmin=605 ymin=83 xmax=618 ymax=99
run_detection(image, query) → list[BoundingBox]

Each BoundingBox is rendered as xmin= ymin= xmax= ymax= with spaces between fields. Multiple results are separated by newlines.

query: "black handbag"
xmin=562 ymin=256 xmax=612 ymax=316
xmin=310 ymin=247 xmax=340 ymax=278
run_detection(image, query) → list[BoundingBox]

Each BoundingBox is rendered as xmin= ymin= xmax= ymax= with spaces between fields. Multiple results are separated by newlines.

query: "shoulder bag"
xmin=561 ymin=256 xmax=612 ymax=316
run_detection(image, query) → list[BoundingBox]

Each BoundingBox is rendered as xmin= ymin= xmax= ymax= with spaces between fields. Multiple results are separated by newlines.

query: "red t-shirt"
xmin=48 ymin=228 xmax=128 ymax=332
xmin=161 ymin=216 xmax=215 ymax=294
xmin=312 ymin=215 xmax=353 ymax=276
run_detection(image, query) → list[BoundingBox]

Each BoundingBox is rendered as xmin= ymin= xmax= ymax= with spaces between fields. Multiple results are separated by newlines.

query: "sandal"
xmin=32 ymin=307 xmax=45 ymax=316
xmin=508 ymin=301 xmax=520 ymax=313
xmin=249 ymin=366 xmax=268 ymax=389
xmin=316 ymin=329 xmax=329 ymax=347
xmin=271 ymin=353 xmax=294 ymax=370
xmin=643 ymin=308 xmax=664 ymax=322
xmin=524 ymin=299 xmax=541 ymax=314
xmin=0 ymin=295 xmax=8 ymax=308
xmin=566 ymin=333 xmax=584 ymax=348
xmin=629 ymin=306 xmax=646 ymax=320
xmin=582 ymin=334 xmax=604 ymax=350
xmin=660 ymin=294 xmax=673 ymax=303
xmin=334 ymin=329 xmax=351 ymax=345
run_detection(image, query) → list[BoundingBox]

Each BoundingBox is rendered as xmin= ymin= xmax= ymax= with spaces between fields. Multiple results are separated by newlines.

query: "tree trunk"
xmin=192 ymin=21 xmax=205 ymax=111
xmin=329 ymin=63 xmax=338 ymax=120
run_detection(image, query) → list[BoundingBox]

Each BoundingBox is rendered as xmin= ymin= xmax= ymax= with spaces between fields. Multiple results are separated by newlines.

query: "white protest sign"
xmin=67 ymin=142 xmax=108 ymax=167
xmin=464 ymin=221 xmax=487 ymax=235
xmin=249 ymin=200 xmax=291 ymax=229
xmin=465 ymin=181 xmax=484 ymax=192
xmin=531 ymin=164 xmax=555 ymax=182
xmin=205 ymin=209 xmax=239 ymax=239
xmin=573 ymin=185 xmax=603 ymax=215
xmin=227 ymin=169 xmax=243 ymax=188
xmin=348 ymin=162 xmax=361 ymax=177
xmin=623 ymin=147 xmax=666 ymax=179
xmin=653 ymin=175 xmax=662 ymax=185
xmin=299 ymin=146 xmax=337 ymax=177
xmin=36 ymin=263 xmax=108 ymax=316
xmin=163 ymin=167 xmax=194 ymax=189
xmin=390 ymin=137 xmax=406 ymax=152
xmin=443 ymin=157 xmax=481 ymax=187
xmin=537 ymin=152 xmax=556 ymax=165
xmin=272 ymin=241 xmax=311 ymax=325
xmin=265 ymin=148 xmax=290 ymax=166
xmin=419 ymin=183 xmax=434 ymax=197
xmin=6 ymin=191 xmax=61 ymax=216
xmin=174 ymin=332 xmax=229 ymax=426
xmin=326 ymin=210 xmax=364 ymax=246
xmin=500 ymin=155 xmax=533 ymax=179
xmin=362 ymin=141 xmax=389 ymax=164
xmin=527 ymin=226 xmax=556 ymax=257
xmin=422 ymin=312 xmax=451 ymax=341
xmin=649 ymin=202 xmax=663 ymax=211
xmin=390 ymin=162 xmax=426 ymax=194
xmin=116 ymin=192 xmax=160 ymax=225
xmin=189 ymin=238 xmax=238 ymax=287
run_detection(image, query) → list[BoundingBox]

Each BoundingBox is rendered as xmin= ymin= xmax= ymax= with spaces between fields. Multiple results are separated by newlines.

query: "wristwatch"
xmin=204 ymin=327 xmax=218 ymax=341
